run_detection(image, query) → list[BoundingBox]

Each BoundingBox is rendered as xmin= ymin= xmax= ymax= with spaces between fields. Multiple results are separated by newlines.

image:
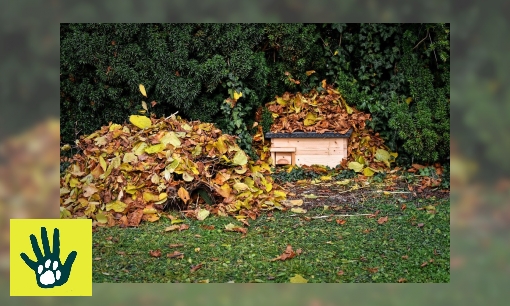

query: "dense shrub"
xmin=61 ymin=23 xmax=449 ymax=165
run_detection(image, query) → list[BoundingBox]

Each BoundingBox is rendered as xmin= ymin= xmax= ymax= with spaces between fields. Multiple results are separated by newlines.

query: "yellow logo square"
xmin=10 ymin=219 xmax=92 ymax=296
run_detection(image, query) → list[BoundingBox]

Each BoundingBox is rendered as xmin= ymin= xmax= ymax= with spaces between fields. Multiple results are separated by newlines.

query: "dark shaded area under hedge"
xmin=60 ymin=23 xmax=449 ymax=165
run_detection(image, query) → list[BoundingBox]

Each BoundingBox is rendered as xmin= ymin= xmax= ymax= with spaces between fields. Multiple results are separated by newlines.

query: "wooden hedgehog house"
xmin=265 ymin=130 xmax=352 ymax=168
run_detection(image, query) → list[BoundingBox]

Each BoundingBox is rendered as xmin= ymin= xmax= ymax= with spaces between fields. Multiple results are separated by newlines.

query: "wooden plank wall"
xmin=271 ymin=138 xmax=348 ymax=168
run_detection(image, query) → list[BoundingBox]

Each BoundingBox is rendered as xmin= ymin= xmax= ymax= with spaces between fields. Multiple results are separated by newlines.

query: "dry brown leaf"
xmin=377 ymin=216 xmax=388 ymax=225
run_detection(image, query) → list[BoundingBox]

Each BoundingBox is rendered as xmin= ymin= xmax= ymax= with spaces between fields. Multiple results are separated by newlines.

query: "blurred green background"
xmin=1 ymin=0 xmax=508 ymax=305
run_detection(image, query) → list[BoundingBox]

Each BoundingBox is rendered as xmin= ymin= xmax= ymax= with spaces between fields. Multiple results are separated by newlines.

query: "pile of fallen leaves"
xmin=262 ymin=81 xmax=397 ymax=175
xmin=60 ymin=114 xmax=288 ymax=227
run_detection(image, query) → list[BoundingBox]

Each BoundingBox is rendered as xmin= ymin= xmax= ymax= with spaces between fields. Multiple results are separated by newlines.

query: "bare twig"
xmin=311 ymin=214 xmax=373 ymax=219
xmin=165 ymin=111 xmax=179 ymax=120
xmin=374 ymin=190 xmax=412 ymax=194
xmin=429 ymin=33 xmax=439 ymax=68
xmin=412 ymin=30 xmax=429 ymax=50
xmin=334 ymin=185 xmax=371 ymax=194
xmin=319 ymin=36 xmax=334 ymax=56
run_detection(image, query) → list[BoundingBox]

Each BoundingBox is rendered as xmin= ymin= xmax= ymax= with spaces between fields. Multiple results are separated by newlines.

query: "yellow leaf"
xmin=133 ymin=142 xmax=148 ymax=156
xmin=405 ymin=97 xmax=413 ymax=105
xmin=336 ymin=179 xmax=351 ymax=185
xmin=145 ymin=143 xmax=165 ymax=154
xmin=320 ymin=176 xmax=332 ymax=181
xmin=343 ymin=101 xmax=353 ymax=114
xmin=348 ymin=162 xmax=364 ymax=172
xmin=96 ymin=212 xmax=108 ymax=224
xmin=160 ymin=132 xmax=181 ymax=148
xmin=69 ymin=178 xmax=80 ymax=188
xmin=165 ymin=159 xmax=180 ymax=173
xmin=284 ymin=199 xmax=303 ymax=206
xmin=334 ymin=50 xmax=339 ymax=56
xmin=363 ymin=167 xmax=375 ymax=177
xmin=129 ymin=115 xmax=152 ymax=129
xmin=139 ymin=84 xmax=147 ymax=97
xmin=232 ymin=150 xmax=248 ymax=166
xmin=375 ymin=149 xmax=391 ymax=167
xmin=197 ymin=209 xmax=210 ymax=221
xmin=224 ymin=223 xmax=236 ymax=231
xmin=146 ymin=214 xmax=160 ymax=222
xmin=141 ymin=101 xmax=148 ymax=111
xmin=305 ymin=70 xmax=316 ymax=76
xmin=143 ymin=205 xmax=158 ymax=214
xmin=106 ymin=200 xmax=127 ymax=213
xmin=143 ymin=192 xmax=159 ymax=202
xmin=123 ymin=152 xmax=138 ymax=164
xmin=192 ymin=144 xmax=202 ymax=156
xmin=233 ymin=182 xmax=249 ymax=192
xmin=233 ymin=91 xmax=243 ymax=100
xmin=181 ymin=123 xmax=192 ymax=131
xmin=289 ymin=274 xmax=308 ymax=283
xmin=321 ymin=79 xmax=327 ymax=88
xmin=109 ymin=124 xmax=122 ymax=131
xmin=276 ymin=97 xmax=287 ymax=106
xmin=291 ymin=208 xmax=307 ymax=214
xmin=273 ymin=190 xmax=287 ymax=198
xmin=178 ymin=187 xmax=190 ymax=204
xmin=304 ymin=112 xmax=318 ymax=126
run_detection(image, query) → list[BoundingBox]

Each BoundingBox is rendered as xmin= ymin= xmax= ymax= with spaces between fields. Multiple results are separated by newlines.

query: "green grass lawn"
xmin=92 ymin=194 xmax=449 ymax=283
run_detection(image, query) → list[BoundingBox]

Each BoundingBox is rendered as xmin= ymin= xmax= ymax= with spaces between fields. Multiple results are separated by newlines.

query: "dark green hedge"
xmin=60 ymin=23 xmax=449 ymax=165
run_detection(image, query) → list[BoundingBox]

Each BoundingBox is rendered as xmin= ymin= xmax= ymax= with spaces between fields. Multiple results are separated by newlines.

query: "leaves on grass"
xmin=149 ymin=249 xmax=162 ymax=258
xmin=336 ymin=219 xmax=347 ymax=225
xmin=196 ymin=209 xmax=210 ymax=221
xmin=272 ymin=245 xmax=300 ymax=261
xmin=377 ymin=216 xmax=388 ymax=225
xmin=169 ymin=244 xmax=184 ymax=248
xmin=190 ymin=263 xmax=203 ymax=273
xmin=224 ymin=223 xmax=247 ymax=234
xmin=167 ymin=251 xmax=184 ymax=259
xmin=291 ymin=207 xmax=307 ymax=214
xmin=289 ymin=274 xmax=308 ymax=283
